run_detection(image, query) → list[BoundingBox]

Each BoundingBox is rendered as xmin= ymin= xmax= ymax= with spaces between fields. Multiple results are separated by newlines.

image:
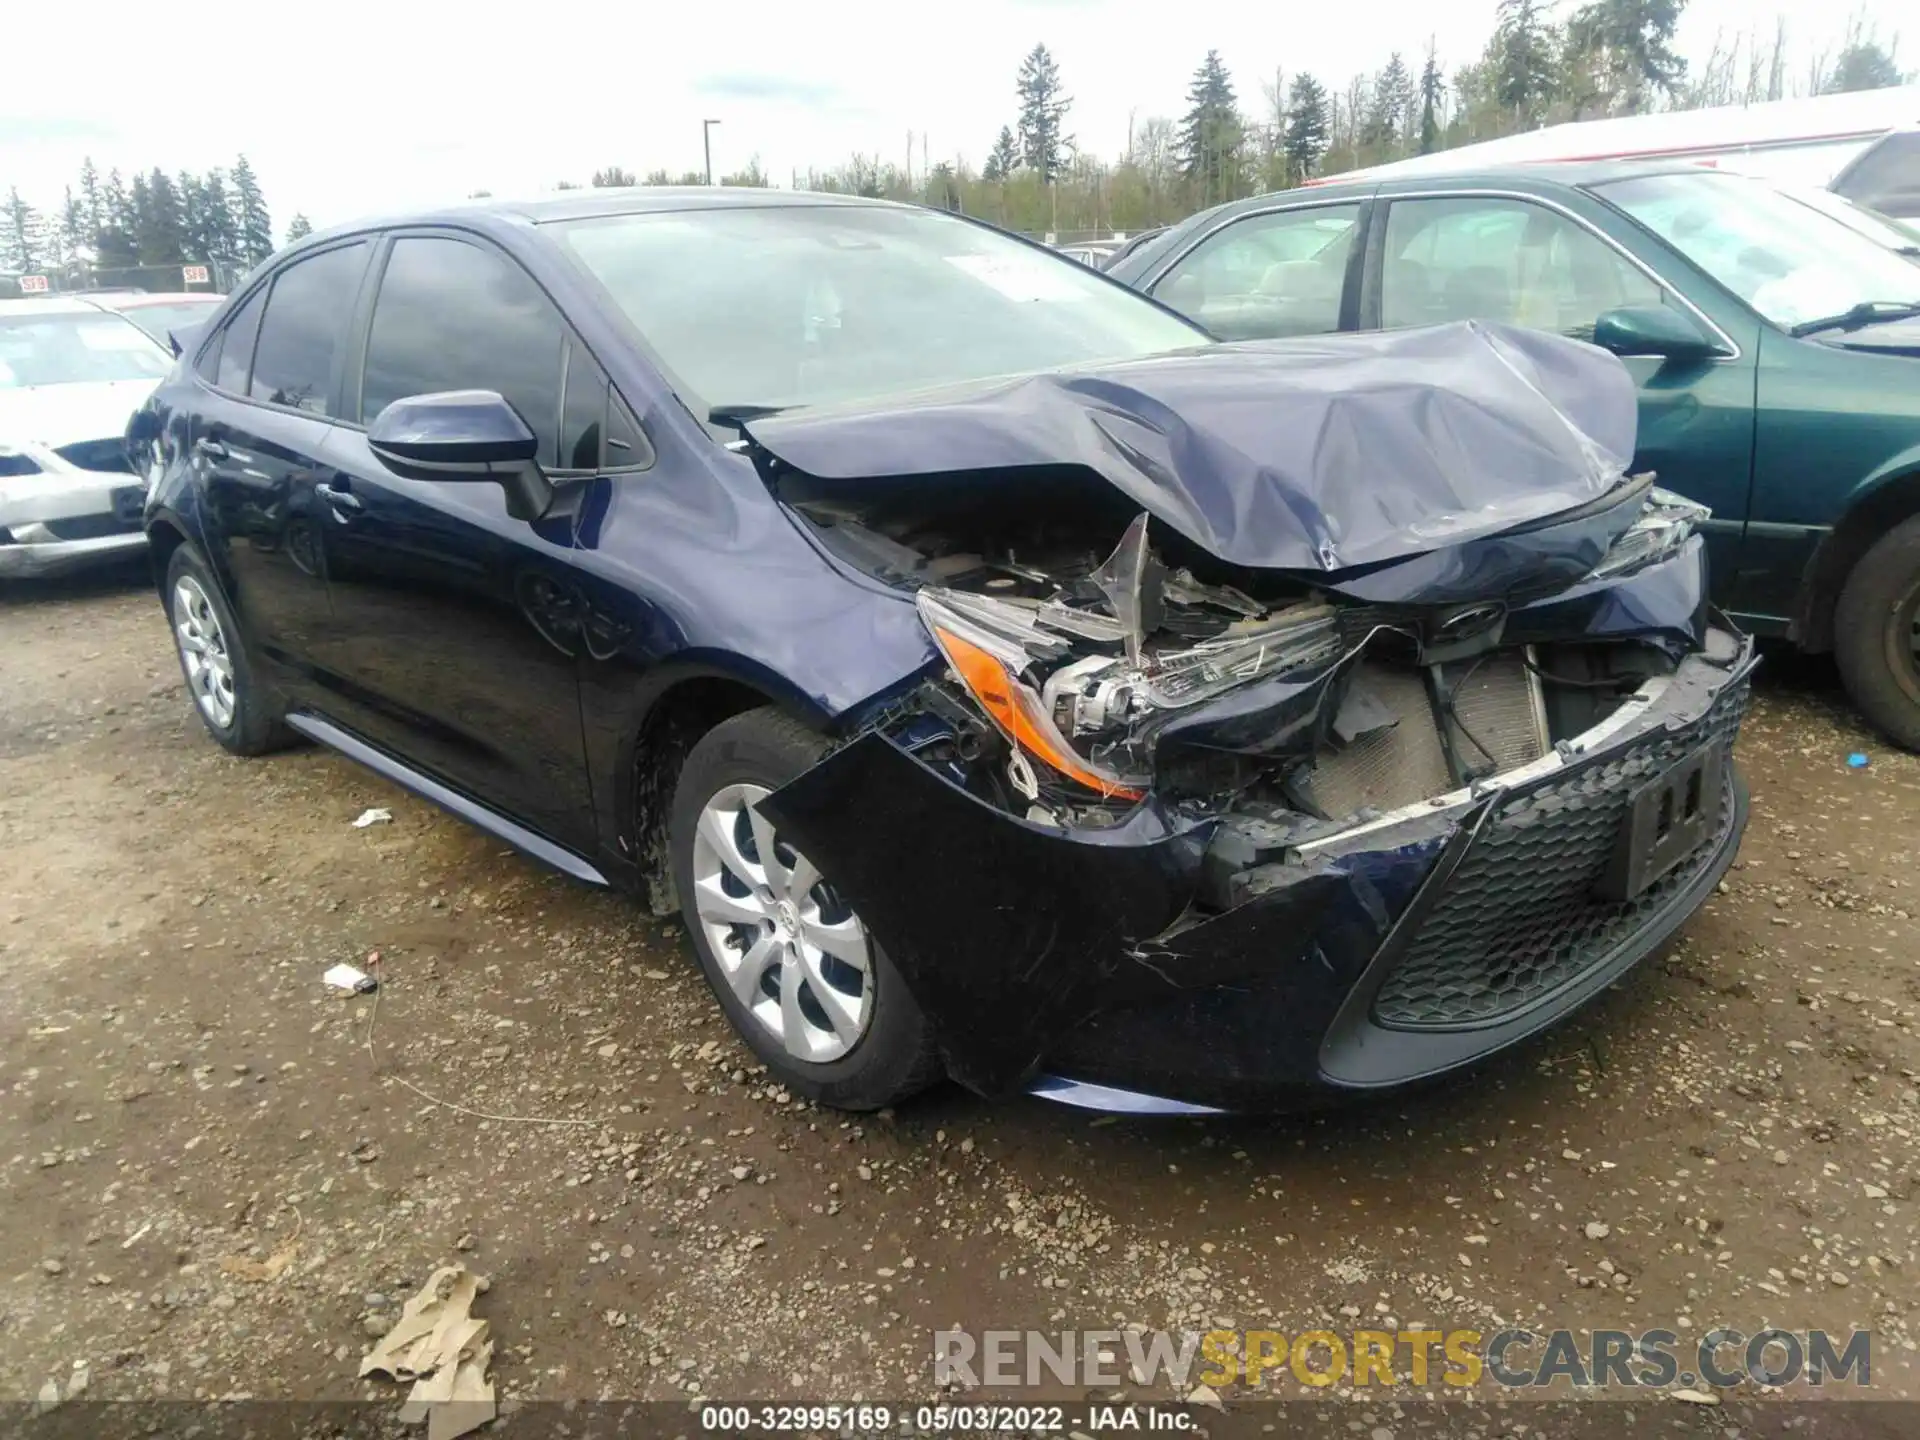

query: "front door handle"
xmin=315 ymin=480 xmax=363 ymax=516
xmin=194 ymin=437 xmax=229 ymax=461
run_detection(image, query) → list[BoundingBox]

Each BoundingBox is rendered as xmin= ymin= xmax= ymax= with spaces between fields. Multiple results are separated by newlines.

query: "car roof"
xmin=298 ymin=186 xmax=919 ymax=248
xmin=84 ymin=291 xmax=223 ymax=310
xmin=0 ymin=295 xmax=109 ymax=317
xmin=1287 ymin=157 xmax=1717 ymax=200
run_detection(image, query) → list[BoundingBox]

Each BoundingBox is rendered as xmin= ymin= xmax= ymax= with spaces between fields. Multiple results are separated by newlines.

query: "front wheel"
xmin=1834 ymin=515 xmax=1920 ymax=753
xmin=668 ymin=708 xmax=942 ymax=1110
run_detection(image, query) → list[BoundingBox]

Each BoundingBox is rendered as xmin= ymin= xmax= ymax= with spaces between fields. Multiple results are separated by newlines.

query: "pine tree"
xmin=60 ymin=187 xmax=88 ymax=267
xmin=78 ymin=157 xmax=102 ymax=237
xmin=139 ymin=168 xmax=186 ymax=264
xmin=230 ymin=154 xmax=273 ymax=265
xmin=4 ymin=188 xmax=44 ymax=273
xmin=1015 ymin=43 xmax=1072 ymax=182
xmin=983 ymin=126 xmax=1021 ymax=181
xmin=1364 ymin=53 xmax=1415 ymax=150
xmin=1567 ymin=0 xmax=1686 ymax=112
xmin=96 ymin=168 xmax=137 ymax=270
xmin=1282 ymin=73 xmax=1332 ymax=182
xmin=1490 ymin=0 xmax=1560 ymax=124
xmin=1177 ymin=50 xmax=1244 ymax=202
xmin=199 ymin=170 xmax=235 ymax=262
xmin=286 ymin=214 xmax=314 ymax=243
xmin=1419 ymin=47 xmax=1446 ymax=153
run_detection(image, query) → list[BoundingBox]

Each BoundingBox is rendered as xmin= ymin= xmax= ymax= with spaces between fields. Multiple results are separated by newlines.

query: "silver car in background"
xmin=0 ymin=298 xmax=173 ymax=578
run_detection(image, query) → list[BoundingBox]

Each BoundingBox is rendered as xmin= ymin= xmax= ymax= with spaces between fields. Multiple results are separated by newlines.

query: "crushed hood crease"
xmin=744 ymin=320 xmax=1640 ymax=574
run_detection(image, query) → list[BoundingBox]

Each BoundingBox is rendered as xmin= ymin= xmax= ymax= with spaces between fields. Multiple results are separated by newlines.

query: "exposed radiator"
xmin=1299 ymin=654 xmax=1549 ymax=821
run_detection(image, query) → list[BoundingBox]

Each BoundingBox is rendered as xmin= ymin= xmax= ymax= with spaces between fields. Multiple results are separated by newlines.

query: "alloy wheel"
xmin=690 ymin=782 xmax=875 ymax=1063
xmin=172 ymin=575 xmax=237 ymax=730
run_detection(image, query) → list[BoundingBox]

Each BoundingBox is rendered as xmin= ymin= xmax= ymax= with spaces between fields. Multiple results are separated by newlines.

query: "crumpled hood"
xmin=744 ymin=320 xmax=1640 ymax=574
xmin=0 ymin=379 xmax=159 ymax=450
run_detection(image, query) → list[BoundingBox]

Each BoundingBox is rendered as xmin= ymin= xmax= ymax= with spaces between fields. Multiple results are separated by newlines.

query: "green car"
xmin=1108 ymin=163 xmax=1920 ymax=747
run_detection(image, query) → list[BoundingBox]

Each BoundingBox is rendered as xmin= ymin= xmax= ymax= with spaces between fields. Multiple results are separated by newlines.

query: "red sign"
xmin=17 ymin=274 xmax=48 ymax=293
xmin=182 ymin=265 xmax=210 ymax=285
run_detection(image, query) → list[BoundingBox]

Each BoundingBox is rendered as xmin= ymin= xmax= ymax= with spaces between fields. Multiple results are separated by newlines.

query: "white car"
xmin=0 ymin=297 xmax=174 ymax=578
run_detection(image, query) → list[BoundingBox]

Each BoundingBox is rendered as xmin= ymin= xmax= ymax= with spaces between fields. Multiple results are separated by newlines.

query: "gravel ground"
xmin=1 ymin=571 xmax=1916 ymax=1427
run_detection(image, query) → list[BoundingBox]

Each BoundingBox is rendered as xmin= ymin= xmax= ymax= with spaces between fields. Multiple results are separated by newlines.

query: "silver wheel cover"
xmin=690 ymin=782 xmax=875 ymax=1063
xmin=172 ymin=575 xmax=237 ymax=730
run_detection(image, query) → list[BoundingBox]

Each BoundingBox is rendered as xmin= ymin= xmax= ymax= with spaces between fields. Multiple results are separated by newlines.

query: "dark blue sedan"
xmin=130 ymin=189 xmax=1753 ymax=1114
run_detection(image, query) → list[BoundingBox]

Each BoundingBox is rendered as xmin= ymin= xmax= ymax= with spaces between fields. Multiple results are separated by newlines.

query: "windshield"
xmin=113 ymin=301 xmax=222 ymax=346
xmin=1598 ymin=170 xmax=1920 ymax=329
xmin=550 ymin=204 xmax=1204 ymax=417
xmin=0 ymin=312 xmax=172 ymax=389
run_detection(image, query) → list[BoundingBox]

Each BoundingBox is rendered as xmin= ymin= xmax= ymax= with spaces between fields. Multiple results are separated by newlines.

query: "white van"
xmin=1323 ymin=86 xmax=1920 ymax=218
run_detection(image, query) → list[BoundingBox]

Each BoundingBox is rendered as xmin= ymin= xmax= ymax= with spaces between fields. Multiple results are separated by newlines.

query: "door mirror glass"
xmin=1591 ymin=305 xmax=1719 ymax=360
xmin=367 ymin=390 xmax=554 ymax=520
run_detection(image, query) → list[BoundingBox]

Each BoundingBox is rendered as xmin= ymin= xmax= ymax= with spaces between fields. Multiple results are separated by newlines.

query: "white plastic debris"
xmin=324 ymin=963 xmax=377 ymax=994
xmin=353 ymin=808 xmax=393 ymax=828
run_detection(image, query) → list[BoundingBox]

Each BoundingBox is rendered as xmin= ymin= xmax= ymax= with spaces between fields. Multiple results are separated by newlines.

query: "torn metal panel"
xmin=745 ymin=320 xmax=1638 ymax=575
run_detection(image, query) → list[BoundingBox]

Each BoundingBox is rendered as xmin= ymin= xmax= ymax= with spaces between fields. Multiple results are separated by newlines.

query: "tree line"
xmin=791 ymin=4 xmax=1910 ymax=235
xmin=2 ymin=155 xmax=297 ymax=281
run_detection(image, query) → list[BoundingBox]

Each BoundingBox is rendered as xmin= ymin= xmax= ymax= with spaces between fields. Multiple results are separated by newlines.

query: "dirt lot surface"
xmin=2 ymin=572 xmax=1917 ymax=1430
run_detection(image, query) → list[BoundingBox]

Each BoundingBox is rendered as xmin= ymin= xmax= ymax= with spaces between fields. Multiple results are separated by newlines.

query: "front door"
xmin=304 ymin=231 xmax=598 ymax=853
xmin=1365 ymin=193 xmax=1760 ymax=592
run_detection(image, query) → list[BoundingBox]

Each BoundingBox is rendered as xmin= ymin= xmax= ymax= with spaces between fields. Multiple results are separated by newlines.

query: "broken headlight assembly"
xmin=914 ymin=516 xmax=1345 ymax=803
xmin=1587 ymin=487 xmax=1709 ymax=581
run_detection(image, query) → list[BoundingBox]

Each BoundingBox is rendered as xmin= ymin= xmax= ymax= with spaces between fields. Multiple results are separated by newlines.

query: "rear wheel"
xmin=668 ymin=708 xmax=941 ymax=1110
xmin=164 ymin=545 xmax=290 ymax=756
xmin=1834 ymin=514 xmax=1920 ymax=752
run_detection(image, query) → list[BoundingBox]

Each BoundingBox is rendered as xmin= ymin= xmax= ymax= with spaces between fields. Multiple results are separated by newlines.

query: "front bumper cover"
xmin=759 ymin=623 xmax=1757 ymax=1111
xmin=0 ymin=449 xmax=148 ymax=578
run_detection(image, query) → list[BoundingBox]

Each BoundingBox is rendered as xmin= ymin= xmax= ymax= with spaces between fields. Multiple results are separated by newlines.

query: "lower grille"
xmin=1371 ymin=676 xmax=1749 ymax=1031
xmin=44 ymin=513 xmax=143 ymax=541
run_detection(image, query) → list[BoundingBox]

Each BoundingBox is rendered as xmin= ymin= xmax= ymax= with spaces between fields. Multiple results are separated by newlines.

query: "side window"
xmin=558 ymin=341 xmax=606 ymax=472
xmin=248 ymin=243 xmax=369 ymax=415
xmin=1151 ymin=205 xmax=1360 ymax=340
xmin=211 ymin=286 xmax=265 ymax=394
xmin=1381 ymin=197 xmax=1664 ymax=341
xmin=360 ymin=236 xmax=566 ymax=464
xmin=194 ymin=327 xmax=224 ymax=385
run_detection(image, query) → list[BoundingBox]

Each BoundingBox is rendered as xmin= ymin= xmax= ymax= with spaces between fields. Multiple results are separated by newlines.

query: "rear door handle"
xmin=315 ymin=480 xmax=363 ymax=516
xmin=194 ymin=438 xmax=228 ymax=461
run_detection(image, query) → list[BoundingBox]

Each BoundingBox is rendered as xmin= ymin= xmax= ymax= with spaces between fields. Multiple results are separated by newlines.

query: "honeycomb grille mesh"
xmin=1371 ymin=677 xmax=1749 ymax=1031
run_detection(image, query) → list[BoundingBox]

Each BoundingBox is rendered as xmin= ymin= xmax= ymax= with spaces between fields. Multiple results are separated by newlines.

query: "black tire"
xmin=1834 ymin=514 xmax=1920 ymax=753
xmin=163 ymin=544 xmax=291 ymax=756
xmin=668 ymin=707 xmax=942 ymax=1110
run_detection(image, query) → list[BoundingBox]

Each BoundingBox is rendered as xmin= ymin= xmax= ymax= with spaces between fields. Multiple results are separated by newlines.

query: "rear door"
xmin=305 ymin=230 xmax=598 ymax=851
xmin=1362 ymin=189 xmax=1761 ymax=590
xmin=1141 ymin=200 xmax=1367 ymax=340
xmin=189 ymin=240 xmax=372 ymax=676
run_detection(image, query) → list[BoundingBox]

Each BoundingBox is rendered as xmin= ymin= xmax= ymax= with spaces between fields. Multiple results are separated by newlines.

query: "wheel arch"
xmin=619 ymin=663 xmax=831 ymax=916
xmin=146 ymin=514 xmax=193 ymax=600
xmin=1796 ymin=465 xmax=1920 ymax=653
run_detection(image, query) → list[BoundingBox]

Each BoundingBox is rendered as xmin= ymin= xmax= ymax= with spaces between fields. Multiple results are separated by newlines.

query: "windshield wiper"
xmin=1790 ymin=300 xmax=1920 ymax=338
xmin=707 ymin=403 xmax=791 ymax=433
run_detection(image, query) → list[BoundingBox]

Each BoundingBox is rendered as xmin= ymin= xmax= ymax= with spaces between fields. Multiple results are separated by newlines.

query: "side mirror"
xmin=1592 ymin=306 xmax=1721 ymax=361
xmin=367 ymin=390 xmax=553 ymax=521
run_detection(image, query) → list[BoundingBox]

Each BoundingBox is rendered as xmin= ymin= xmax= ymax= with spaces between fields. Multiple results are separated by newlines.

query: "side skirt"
xmin=284 ymin=712 xmax=610 ymax=888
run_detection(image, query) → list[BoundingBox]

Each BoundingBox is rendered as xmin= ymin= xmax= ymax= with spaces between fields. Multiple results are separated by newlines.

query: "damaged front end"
xmin=746 ymin=323 xmax=1754 ymax=1110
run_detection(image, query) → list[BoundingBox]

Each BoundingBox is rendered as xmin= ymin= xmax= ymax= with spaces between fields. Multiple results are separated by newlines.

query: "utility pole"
xmin=703 ymin=118 xmax=722 ymax=184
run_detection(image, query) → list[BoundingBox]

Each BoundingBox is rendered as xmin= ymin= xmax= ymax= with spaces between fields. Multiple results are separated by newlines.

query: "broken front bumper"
xmin=760 ymin=624 xmax=1756 ymax=1113
xmin=0 ymin=455 xmax=149 ymax=578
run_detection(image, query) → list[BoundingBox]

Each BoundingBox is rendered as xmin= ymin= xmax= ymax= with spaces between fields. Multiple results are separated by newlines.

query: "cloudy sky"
xmin=2 ymin=0 xmax=1909 ymax=234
